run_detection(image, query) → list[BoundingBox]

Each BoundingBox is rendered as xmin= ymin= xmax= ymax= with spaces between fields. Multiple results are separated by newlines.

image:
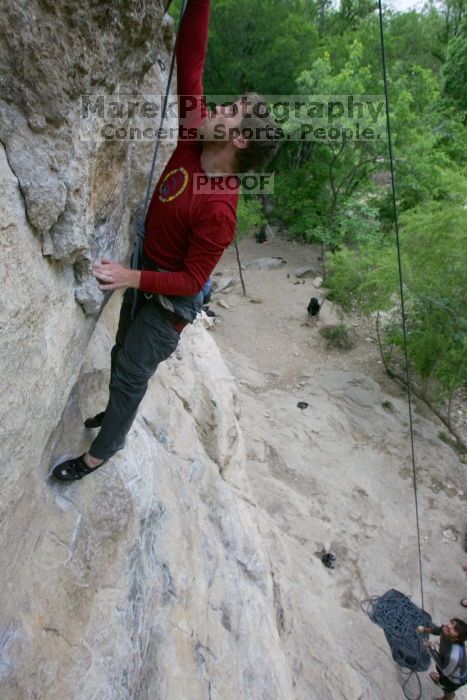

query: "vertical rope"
xmin=377 ymin=0 xmax=425 ymax=618
xmin=142 ymin=0 xmax=188 ymax=217
xmin=130 ymin=0 xmax=187 ymax=318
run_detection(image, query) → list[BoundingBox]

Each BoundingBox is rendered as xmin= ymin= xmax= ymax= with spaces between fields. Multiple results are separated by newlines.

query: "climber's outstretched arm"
xmin=177 ymin=0 xmax=210 ymax=130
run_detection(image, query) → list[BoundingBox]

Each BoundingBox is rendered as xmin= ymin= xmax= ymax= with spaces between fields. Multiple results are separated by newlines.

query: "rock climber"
xmin=52 ymin=0 xmax=277 ymax=481
xmin=416 ymin=618 xmax=467 ymax=699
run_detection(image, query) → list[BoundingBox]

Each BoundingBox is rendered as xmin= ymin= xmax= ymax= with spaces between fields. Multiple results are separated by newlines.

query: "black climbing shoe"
xmin=84 ymin=411 xmax=105 ymax=429
xmin=51 ymin=454 xmax=108 ymax=481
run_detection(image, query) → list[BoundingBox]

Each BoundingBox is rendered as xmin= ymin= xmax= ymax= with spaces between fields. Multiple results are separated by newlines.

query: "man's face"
xmin=443 ymin=620 xmax=460 ymax=640
xmin=199 ymin=99 xmax=245 ymax=142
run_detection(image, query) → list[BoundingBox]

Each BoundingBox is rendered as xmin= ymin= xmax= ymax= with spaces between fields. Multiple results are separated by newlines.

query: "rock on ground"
xmin=243 ymin=257 xmax=287 ymax=270
xmin=295 ymin=266 xmax=316 ymax=278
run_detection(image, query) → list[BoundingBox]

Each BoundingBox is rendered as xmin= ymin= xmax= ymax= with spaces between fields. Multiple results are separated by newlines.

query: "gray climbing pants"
xmin=89 ymin=288 xmax=181 ymax=461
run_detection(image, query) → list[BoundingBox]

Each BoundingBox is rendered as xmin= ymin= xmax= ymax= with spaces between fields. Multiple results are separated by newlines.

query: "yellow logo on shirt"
xmin=159 ymin=167 xmax=189 ymax=203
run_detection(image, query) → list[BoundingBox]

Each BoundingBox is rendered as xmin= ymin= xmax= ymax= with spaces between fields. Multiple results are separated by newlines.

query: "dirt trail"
xmin=208 ymin=234 xmax=467 ymax=699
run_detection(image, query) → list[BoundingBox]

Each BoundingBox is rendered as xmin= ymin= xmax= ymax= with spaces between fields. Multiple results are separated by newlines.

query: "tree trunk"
xmin=375 ymin=313 xmax=466 ymax=451
xmin=235 ymin=238 xmax=247 ymax=296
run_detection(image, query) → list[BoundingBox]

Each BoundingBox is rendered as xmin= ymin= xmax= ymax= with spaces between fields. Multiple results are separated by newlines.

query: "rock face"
xmin=0 ymin=296 xmax=295 ymax=700
xmin=0 ymin=0 xmax=176 ymax=627
xmin=0 ymin=4 xmax=189 ymax=695
xmin=0 ymin=0 xmax=176 ymax=308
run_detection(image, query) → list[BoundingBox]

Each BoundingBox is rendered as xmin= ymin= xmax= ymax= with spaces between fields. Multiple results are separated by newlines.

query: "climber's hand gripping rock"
xmin=92 ymin=258 xmax=141 ymax=291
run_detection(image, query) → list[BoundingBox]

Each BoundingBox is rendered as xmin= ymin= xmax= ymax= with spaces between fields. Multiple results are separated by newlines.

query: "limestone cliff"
xmin=0 ymin=0 xmax=175 ymax=639
xmin=1 ymin=296 xmax=299 ymax=699
xmin=0 ymin=2 xmax=181 ymax=694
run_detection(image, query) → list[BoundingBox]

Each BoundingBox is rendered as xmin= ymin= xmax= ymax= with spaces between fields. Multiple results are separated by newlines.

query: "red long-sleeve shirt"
xmin=140 ymin=0 xmax=239 ymax=296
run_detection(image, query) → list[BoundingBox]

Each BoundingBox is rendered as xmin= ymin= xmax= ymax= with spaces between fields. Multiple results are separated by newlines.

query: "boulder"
xmin=296 ymin=266 xmax=316 ymax=278
xmin=212 ymin=276 xmax=236 ymax=293
xmin=243 ymin=257 xmax=287 ymax=271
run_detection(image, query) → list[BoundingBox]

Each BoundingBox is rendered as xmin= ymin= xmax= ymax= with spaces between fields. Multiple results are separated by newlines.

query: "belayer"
xmin=52 ymin=0 xmax=277 ymax=481
xmin=417 ymin=618 xmax=467 ymax=700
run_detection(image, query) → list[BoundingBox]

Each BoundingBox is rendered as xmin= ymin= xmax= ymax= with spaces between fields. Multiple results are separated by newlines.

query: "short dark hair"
xmin=452 ymin=618 xmax=467 ymax=642
xmin=236 ymin=92 xmax=278 ymax=172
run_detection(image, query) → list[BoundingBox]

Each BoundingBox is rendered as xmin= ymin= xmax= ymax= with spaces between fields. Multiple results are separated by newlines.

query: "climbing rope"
xmin=130 ymin=0 xmax=187 ymax=318
xmin=363 ymin=3 xmax=429 ymax=698
xmin=142 ymin=0 xmax=188 ymax=219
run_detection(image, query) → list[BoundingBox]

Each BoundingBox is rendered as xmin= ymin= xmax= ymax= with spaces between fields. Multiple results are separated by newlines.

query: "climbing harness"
xmin=362 ymin=3 xmax=429 ymax=699
xmin=130 ymin=0 xmax=188 ymax=319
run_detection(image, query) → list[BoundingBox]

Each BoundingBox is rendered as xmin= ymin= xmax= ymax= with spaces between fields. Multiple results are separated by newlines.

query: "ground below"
xmin=207 ymin=233 xmax=467 ymax=700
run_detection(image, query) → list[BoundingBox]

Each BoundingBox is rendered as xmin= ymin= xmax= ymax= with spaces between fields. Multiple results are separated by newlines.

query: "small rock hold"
xmin=442 ymin=527 xmax=458 ymax=542
xmin=28 ymin=114 xmax=47 ymax=133
xmin=313 ymin=276 xmax=324 ymax=288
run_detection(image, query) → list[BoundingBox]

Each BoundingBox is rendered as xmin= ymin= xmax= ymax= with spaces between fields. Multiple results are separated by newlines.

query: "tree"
xmin=234 ymin=197 xmax=265 ymax=296
xmin=273 ymin=41 xmax=384 ymax=251
xmin=202 ymin=0 xmax=317 ymax=96
xmin=443 ymin=17 xmax=467 ymax=112
xmin=325 ymin=166 xmax=467 ymax=440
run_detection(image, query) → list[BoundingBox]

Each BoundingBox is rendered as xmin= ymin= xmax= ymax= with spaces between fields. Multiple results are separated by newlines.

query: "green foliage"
xmin=325 ymin=241 xmax=398 ymax=310
xmin=272 ymin=40 xmax=385 ymax=246
xmin=235 ymin=197 xmax=265 ymax=241
xmin=319 ymin=323 xmax=355 ymax=350
xmin=443 ymin=17 xmax=467 ymax=110
xmin=202 ymin=0 xmax=318 ymax=96
xmin=370 ymin=65 xmax=455 ymax=212
xmin=273 ymin=161 xmax=328 ymax=242
xmin=438 ymin=431 xmax=467 ymax=458
xmin=372 ymin=9 xmax=446 ymax=73
xmin=329 ymin=196 xmax=382 ymax=246
xmin=326 ymin=169 xmax=467 ymax=398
